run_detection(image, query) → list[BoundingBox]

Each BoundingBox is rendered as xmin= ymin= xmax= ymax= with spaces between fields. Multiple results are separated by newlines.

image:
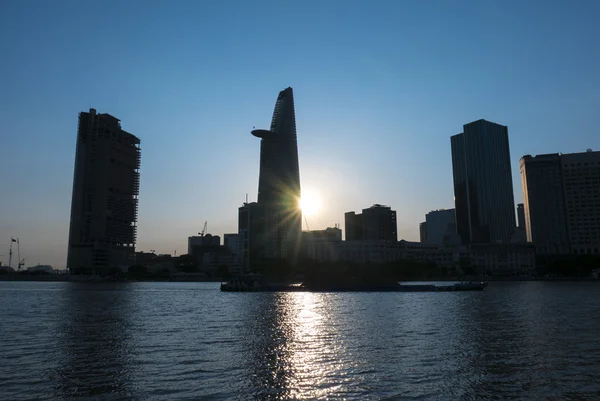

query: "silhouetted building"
xmin=424 ymin=209 xmax=459 ymax=248
xmin=188 ymin=234 xmax=220 ymax=254
xmin=316 ymin=240 xmax=455 ymax=267
xmin=363 ymin=205 xmax=397 ymax=241
xmin=306 ymin=226 xmax=343 ymax=242
xmin=345 ymin=211 xmax=364 ymax=241
xmin=468 ymin=244 xmax=536 ymax=276
xmin=345 ymin=205 xmax=397 ymax=242
xmin=224 ymin=233 xmax=240 ymax=254
xmin=517 ymin=203 xmax=525 ymax=229
xmin=302 ymin=226 xmax=343 ymax=262
xmin=520 ymin=153 xmax=570 ymax=254
xmin=562 ymin=151 xmax=600 ymax=255
xmin=67 ymin=108 xmax=141 ymax=272
xmin=249 ymin=87 xmax=302 ymax=262
xmin=521 ymin=150 xmax=600 ymax=255
xmin=419 ymin=221 xmax=427 ymax=243
xmin=451 ymin=119 xmax=516 ymax=245
xmin=238 ymin=202 xmax=261 ymax=271
xmin=224 ymin=233 xmax=243 ymax=267
xmin=188 ymin=234 xmax=221 ymax=268
xmin=135 ymin=252 xmax=175 ymax=275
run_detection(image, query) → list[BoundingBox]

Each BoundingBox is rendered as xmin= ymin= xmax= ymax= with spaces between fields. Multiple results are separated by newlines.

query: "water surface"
xmin=1 ymin=281 xmax=599 ymax=400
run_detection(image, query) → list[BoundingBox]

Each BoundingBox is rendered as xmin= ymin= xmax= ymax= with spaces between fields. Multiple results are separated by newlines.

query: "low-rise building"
xmin=135 ymin=252 xmax=176 ymax=274
xmin=26 ymin=264 xmax=54 ymax=273
xmin=468 ymin=243 xmax=536 ymax=276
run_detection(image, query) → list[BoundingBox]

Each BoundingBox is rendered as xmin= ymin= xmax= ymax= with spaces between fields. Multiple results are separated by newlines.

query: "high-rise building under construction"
xmin=67 ymin=108 xmax=141 ymax=273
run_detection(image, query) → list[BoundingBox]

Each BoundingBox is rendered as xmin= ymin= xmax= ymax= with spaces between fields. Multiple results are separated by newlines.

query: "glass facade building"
xmin=451 ymin=119 xmax=516 ymax=245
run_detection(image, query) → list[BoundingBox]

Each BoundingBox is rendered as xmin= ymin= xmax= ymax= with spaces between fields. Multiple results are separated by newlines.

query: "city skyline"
xmin=1 ymin=1 xmax=600 ymax=269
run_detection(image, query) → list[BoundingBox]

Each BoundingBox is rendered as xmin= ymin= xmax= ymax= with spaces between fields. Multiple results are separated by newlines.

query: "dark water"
xmin=1 ymin=281 xmax=600 ymax=400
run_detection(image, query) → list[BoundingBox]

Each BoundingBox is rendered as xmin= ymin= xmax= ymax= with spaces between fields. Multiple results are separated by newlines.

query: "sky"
xmin=1 ymin=0 xmax=599 ymax=269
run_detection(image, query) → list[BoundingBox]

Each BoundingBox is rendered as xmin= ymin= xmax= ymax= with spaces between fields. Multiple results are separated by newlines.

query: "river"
xmin=1 ymin=281 xmax=599 ymax=400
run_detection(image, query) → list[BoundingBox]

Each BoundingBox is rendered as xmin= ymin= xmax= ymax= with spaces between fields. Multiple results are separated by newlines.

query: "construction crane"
xmin=199 ymin=221 xmax=208 ymax=237
xmin=16 ymin=238 xmax=24 ymax=271
xmin=8 ymin=237 xmax=16 ymax=268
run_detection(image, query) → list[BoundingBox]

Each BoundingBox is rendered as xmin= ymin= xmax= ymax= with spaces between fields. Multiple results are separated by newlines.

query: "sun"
xmin=299 ymin=190 xmax=321 ymax=216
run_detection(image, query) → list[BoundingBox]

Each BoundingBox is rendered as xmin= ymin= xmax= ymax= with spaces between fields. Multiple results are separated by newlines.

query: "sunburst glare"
xmin=299 ymin=190 xmax=322 ymax=216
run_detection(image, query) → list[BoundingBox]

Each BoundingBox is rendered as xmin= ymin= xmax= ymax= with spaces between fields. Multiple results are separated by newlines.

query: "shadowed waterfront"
xmin=1 ymin=281 xmax=600 ymax=400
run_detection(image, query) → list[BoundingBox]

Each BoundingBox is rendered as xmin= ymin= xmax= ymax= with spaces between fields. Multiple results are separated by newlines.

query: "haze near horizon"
xmin=1 ymin=0 xmax=599 ymax=269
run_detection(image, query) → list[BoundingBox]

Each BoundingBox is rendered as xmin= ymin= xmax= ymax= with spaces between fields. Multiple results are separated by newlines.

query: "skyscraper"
xmin=521 ymin=150 xmax=600 ymax=255
xmin=67 ymin=109 xmax=141 ymax=273
xmin=249 ymin=87 xmax=302 ymax=261
xmin=520 ymin=153 xmax=569 ymax=254
xmin=451 ymin=119 xmax=516 ymax=245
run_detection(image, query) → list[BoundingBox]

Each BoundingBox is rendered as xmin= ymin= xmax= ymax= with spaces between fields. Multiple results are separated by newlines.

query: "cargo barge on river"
xmin=220 ymin=275 xmax=487 ymax=292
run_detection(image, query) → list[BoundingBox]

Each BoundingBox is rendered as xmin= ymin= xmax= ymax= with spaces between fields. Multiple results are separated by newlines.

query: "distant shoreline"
xmin=0 ymin=275 xmax=598 ymax=283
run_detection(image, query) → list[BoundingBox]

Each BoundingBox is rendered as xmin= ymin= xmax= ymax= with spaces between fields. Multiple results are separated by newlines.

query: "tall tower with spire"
xmin=249 ymin=87 xmax=302 ymax=261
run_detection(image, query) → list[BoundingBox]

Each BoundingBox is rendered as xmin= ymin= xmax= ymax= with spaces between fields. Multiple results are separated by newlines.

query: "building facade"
xmin=520 ymin=153 xmax=569 ymax=254
xmin=423 ymin=209 xmax=459 ymax=248
xmin=238 ymin=202 xmax=264 ymax=272
xmin=224 ymin=233 xmax=243 ymax=267
xmin=344 ymin=212 xmax=363 ymax=241
xmin=419 ymin=221 xmax=427 ymax=243
xmin=302 ymin=227 xmax=343 ymax=263
xmin=188 ymin=234 xmax=220 ymax=254
xmin=562 ymin=151 xmax=600 ymax=255
xmin=469 ymin=244 xmax=536 ymax=276
xmin=67 ymin=109 xmax=141 ymax=272
xmin=345 ymin=204 xmax=397 ymax=241
xmin=451 ymin=119 xmax=516 ymax=245
xmin=517 ymin=203 xmax=525 ymax=229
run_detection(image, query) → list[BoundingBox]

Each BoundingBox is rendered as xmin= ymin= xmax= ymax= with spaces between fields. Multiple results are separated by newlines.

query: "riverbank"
xmin=1 ymin=275 xmax=598 ymax=283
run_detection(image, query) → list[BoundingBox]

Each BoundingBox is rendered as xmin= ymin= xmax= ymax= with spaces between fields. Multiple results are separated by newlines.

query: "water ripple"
xmin=1 ymin=281 xmax=600 ymax=399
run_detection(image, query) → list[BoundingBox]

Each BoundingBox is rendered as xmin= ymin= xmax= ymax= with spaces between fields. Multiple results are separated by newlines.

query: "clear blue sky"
xmin=1 ymin=0 xmax=599 ymax=269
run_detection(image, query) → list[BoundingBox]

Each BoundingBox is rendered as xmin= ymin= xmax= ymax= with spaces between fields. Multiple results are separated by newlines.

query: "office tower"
xmin=248 ymin=87 xmax=302 ymax=262
xmin=521 ymin=150 xmax=600 ymax=255
xmin=67 ymin=109 xmax=141 ymax=272
xmin=424 ymin=209 xmax=459 ymax=247
xmin=520 ymin=154 xmax=569 ymax=254
xmin=419 ymin=222 xmax=427 ymax=243
xmin=345 ymin=204 xmax=397 ymax=241
xmin=451 ymin=119 xmax=516 ymax=244
xmin=363 ymin=204 xmax=397 ymax=241
xmin=517 ymin=203 xmax=525 ymax=229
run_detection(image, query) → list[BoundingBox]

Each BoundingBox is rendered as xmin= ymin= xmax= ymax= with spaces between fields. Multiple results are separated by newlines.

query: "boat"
xmin=434 ymin=281 xmax=488 ymax=291
xmin=220 ymin=275 xmax=487 ymax=292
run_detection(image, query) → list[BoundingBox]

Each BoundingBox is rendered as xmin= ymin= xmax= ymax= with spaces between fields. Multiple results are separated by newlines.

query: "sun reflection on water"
xmin=280 ymin=292 xmax=358 ymax=400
